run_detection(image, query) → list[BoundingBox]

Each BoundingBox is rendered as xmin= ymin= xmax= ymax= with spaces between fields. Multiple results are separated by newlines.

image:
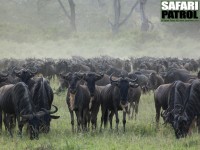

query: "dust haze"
xmin=0 ymin=0 xmax=199 ymax=59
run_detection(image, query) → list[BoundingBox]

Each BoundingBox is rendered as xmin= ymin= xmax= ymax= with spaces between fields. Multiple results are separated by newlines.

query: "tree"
xmin=140 ymin=0 xmax=152 ymax=32
xmin=109 ymin=0 xmax=139 ymax=34
xmin=57 ymin=0 xmax=76 ymax=31
xmin=109 ymin=0 xmax=152 ymax=34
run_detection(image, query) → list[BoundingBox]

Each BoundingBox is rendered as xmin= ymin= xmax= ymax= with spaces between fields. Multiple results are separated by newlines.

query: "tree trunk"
xmin=68 ymin=0 xmax=76 ymax=31
xmin=140 ymin=0 xmax=149 ymax=32
xmin=112 ymin=0 xmax=121 ymax=33
xmin=109 ymin=0 xmax=139 ymax=34
xmin=58 ymin=0 xmax=76 ymax=32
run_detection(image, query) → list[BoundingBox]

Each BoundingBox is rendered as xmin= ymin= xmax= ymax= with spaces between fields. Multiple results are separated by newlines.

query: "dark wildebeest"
xmin=82 ymin=72 xmax=104 ymax=130
xmin=30 ymin=77 xmax=60 ymax=132
xmin=127 ymin=86 xmax=141 ymax=120
xmin=100 ymin=74 xmax=138 ymax=132
xmin=173 ymin=79 xmax=200 ymax=138
xmin=147 ymin=72 xmax=164 ymax=91
xmin=162 ymin=68 xmax=196 ymax=84
xmin=154 ymin=81 xmax=190 ymax=128
xmin=0 ymin=82 xmax=48 ymax=139
xmin=60 ymin=72 xmax=90 ymax=132
xmin=128 ymin=72 xmax=148 ymax=93
xmin=161 ymin=81 xmax=190 ymax=126
xmin=154 ymin=83 xmax=174 ymax=127
xmin=14 ymin=68 xmax=60 ymax=133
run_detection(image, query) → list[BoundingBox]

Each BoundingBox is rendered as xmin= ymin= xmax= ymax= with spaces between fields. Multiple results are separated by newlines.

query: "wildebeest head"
xmin=110 ymin=74 xmax=138 ymax=111
xmin=60 ymin=72 xmax=84 ymax=94
xmin=173 ymin=111 xmax=188 ymax=139
xmin=147 ymin=72 xmax=157 ymax=90
xmin=60 ymin=72 xmax=84 ymax=110
xmin=0 ymin=72 xmax=9 ymax=83
xmin=14 ymin=68 xmax=37 ymax=83
xmin=83 ymin=72 xmax=104 ymax=97
xmin=40 ymin=105 xmax=60 ymax=133
xmin=21 ymin=111 xmax=47 ymax=140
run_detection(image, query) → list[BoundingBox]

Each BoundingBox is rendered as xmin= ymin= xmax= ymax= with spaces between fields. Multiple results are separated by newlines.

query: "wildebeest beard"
xmin=69 ymin=93 xmax=75 ymax=111
xmin=89 ymin=96 xmax=94 ymax=110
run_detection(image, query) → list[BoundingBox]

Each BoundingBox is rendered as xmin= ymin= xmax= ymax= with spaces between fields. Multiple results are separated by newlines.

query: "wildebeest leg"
xmin=131 ymin=103 xmax=135 ymax=120
xmin=69 ymin=110 xmax=75 ymax=132
xmin=100 ymin=106 xmax=106 ymax=132
xmin=3 ymin=113 xmax=8 ymax=131
xmin=91 ymin=112 xmax=96 ymax=130
xmin=76 ymin=111 xmax=82 ymax=132
xmin=114 ymin=108 xmax=119 ymax=132
xmin=135 ymin=102 xmax=139 ymax=120
xmin=5 ymin=114 xmax=13 ymax=137
xmin=196 ymin=116 xmax=200 ymax=133
xmin=0 ymin=108 xmax=2 ymax=131
xmin=109 ymin=111 xmax=114 ymax=130
xmin=155 ymin=101 xmax=161 ymax=128
xmin=123 ymin=111 xmax=126 ymax=132
xmin=82 ymin=109 xmax=88 ymax=131
xmin=74 ymin=111 xmax=80 ymax=132
xmin=17 ymin=116 xmax=23 ymax=137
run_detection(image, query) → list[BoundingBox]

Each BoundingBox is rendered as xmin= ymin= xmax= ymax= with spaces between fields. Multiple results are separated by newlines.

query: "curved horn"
xmin=35 ymin=111 xmax=47 ymax=118
xmin=21 ymin=114 xmax=33 ymax=120
xmin=125 ymin=77 xmax=138 ymax=82
xmin=27 ymin=67 xmax=38 ymax=74
xmin=109 ymin=73 xmax=119 ymax=83
xmin=13 ymin=67 xmax=21 ymax=74
xmin=42 ymin=105 xmax=58 ymax=114
xmin=0 ymin=72 xmax=9 ymax=77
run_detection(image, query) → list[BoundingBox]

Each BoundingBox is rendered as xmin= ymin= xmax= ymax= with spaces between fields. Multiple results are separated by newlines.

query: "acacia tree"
xmin=140 ymin=0 xmax=152 ymax=32
xmin=58 ymin=0 xmax=76 ymax=31
xmin=109 ymin=0 xmax=152 ymax=34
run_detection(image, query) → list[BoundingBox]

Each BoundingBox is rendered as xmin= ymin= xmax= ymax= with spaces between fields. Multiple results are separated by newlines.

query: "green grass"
xmin=1 ymin=79 xmax=200 ymax=150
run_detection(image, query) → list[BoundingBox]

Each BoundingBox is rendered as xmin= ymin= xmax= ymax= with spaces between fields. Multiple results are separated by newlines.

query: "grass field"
xmin=0 ymin=78 xmax=200 ymax=150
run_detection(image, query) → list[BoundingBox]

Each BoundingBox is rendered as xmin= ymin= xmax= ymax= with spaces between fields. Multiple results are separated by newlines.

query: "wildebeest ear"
xmin=50 ymin=115 xmax=60 ymax=119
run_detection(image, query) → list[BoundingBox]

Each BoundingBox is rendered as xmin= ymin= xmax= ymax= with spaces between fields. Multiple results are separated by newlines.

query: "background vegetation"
xmin=0 ymin=0 xmax=199 ymax=59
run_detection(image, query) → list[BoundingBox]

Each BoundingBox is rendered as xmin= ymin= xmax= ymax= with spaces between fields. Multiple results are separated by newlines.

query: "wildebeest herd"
xmin=0 ymin=56 xmax=200 ymax=140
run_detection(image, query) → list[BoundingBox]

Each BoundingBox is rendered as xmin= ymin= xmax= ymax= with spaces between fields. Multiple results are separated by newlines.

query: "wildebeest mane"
xmin=12 ymin=82 xmax=34 ymax=115
xmin=32 ymin=78 xmax=52 ymax=111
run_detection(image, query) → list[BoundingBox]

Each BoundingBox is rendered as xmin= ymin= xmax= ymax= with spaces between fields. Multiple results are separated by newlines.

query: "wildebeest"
xmin=127 ymin=86 xmax=141 ymax=120
xmin=100 ymin=74 xmax=138 ymax=132
xmin=162 ymin=68 xmax=196 ymax=84
xmin=173 ymin=80 xmax=200 ymax=138
xmin=128 ymin=72 xmax=148 ymax=93
xmin=154 ymin=83 xmax=175 ymax=127
xmin=0 ymin=82 xmax=47 ymax=139
xmin=13 ymin=68 xmax=60 ymax=133
xmin=60 ymin=72 xmax=90 ymax=132
xmin=147 ymin=72 xmax=164 ymax=91
xmin=82 ymin=72 xmax=104 ymax=130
